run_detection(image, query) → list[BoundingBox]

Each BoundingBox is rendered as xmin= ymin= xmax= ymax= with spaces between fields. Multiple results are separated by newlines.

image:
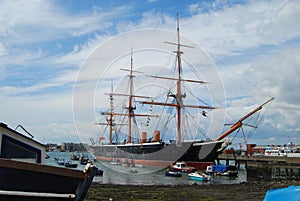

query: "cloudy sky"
xmin=0 ymin=0 xmax=299 ymax=147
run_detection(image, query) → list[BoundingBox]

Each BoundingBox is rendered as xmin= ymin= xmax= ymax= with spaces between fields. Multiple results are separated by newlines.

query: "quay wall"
xmin=217 ymin=154 xmax=300 ymax=180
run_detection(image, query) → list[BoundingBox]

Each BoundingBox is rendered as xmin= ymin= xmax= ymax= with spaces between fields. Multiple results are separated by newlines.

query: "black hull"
xmin=0 ymin=158 xmax=97 ymax=201
xmin=93 ymin=140 xmax=225 ymax=167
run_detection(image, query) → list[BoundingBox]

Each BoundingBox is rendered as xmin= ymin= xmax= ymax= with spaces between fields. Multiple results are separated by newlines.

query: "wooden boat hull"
xmin=0 ymin=158 xmax=97 ymax=201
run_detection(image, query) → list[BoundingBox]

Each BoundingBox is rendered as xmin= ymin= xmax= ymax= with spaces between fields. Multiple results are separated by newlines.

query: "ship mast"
xmin=214 ymin=97 xmax=274 ymax=141
xmin=97 ymin=81 xmax=127 ymax=144
xmin=108 ymin=83 xmax=114 ymax=144
xmin=96 ymin=84 xmax=115 ymax=144
xmin=99 ymin=50 xmax=158 ymax=144
xmin=128 ymin=50 xmax=134 ymax=143
xmin=142 ymin=14 xmax=215 ymax=144
xmin=175 ymin=14 xmax=183 ymax=143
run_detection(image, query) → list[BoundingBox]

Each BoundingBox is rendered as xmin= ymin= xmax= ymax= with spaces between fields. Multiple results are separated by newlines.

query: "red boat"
xmin=170 ymin=162 xmax=196 ymax=173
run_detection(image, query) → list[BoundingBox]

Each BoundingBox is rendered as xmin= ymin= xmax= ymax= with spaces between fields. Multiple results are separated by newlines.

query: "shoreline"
xmin=85 ymin=180 xmax=300 ymax=201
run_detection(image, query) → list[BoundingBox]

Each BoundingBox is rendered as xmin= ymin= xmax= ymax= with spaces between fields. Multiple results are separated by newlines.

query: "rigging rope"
xmin=231 ymin=127 xmax=241 ymax=142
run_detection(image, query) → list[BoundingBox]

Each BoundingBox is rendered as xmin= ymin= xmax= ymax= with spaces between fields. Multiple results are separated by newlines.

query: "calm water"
xmin=46 ymin=152 xmax=247 ymax=185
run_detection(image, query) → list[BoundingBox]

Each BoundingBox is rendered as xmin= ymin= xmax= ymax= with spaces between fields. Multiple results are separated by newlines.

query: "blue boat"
xmin=205 ymin=164 xmax=238 ymax=176
xmin=164 ymin=169 xmax=182 ymax=177
xmin=264 ymin=186 xmax=300 ymax=201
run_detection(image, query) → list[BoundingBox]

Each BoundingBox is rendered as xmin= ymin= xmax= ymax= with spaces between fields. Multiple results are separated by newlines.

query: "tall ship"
xmin=91 ymin=18 xmax=274 ymax=169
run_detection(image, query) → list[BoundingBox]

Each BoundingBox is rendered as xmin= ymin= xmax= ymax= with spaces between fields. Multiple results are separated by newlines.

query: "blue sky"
xmin=0 ymin=0 xmax=299 ymax=147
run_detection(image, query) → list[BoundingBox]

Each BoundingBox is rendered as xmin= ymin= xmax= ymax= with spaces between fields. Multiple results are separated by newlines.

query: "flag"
xmin=99 ymin=136 xmax=105 ymax=141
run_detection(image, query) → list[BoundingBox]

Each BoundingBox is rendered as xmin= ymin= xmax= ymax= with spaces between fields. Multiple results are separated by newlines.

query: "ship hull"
xmin=93 ymin=140 xmax=225 ymax=169
xmin=0 ymin=158 xmax=97 ymax=201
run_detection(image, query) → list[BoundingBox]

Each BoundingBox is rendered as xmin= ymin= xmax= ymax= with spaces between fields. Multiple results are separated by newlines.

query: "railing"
xmin=218 ymin=154 xmax=300 ymax=164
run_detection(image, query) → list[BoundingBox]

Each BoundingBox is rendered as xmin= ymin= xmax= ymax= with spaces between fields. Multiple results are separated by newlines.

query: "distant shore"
xmin=85 ymin=180 xmax=300 ymax=201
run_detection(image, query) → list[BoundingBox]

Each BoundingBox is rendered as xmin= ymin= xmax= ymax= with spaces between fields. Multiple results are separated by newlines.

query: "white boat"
xmin=188 ymin=172 xmax=210 ymax=181
xmin=265 ymin=147 xmax=292 ymax=156
xmin=129 ymin=168 xmax=138 ymax=173
xmin=109 ymin=158 xmax=121 ymax=165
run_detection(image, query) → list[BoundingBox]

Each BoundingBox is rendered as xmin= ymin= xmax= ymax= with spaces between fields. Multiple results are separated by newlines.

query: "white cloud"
xmin=262 ymin=0 xmax=300 ymax=43
xmin=248 ymin=47 xmax=300 ymax=105
xmin=0 ymin=68 xmax=77 ymax=96
xmin=188 ymin=4 xmax=200 ymax=14
xmin=181 ymin=0 xmax=299 ymax=57
xmin=0 ymin=0 xmax=125 ymax=45
xmin=0 ymin=0 xmax=125 ymax=95
xmin=0 ymin=91 xmax=74 ymax=132
xmin=0 ymin=0 xmax=129 ymax=82
xmin=229 ymin=46 xmax=300 ymax=142
xmin=0 ymin=42 xmax=8 ymax=56
xmin=30 ymin=122 xmax=81 ymax=144
xmin=53 ymin=34 xmax=113 ymax=68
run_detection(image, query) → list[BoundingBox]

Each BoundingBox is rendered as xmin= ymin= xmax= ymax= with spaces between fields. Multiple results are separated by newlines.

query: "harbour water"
xmin=46 ymin=152 xmax=247 ymax=185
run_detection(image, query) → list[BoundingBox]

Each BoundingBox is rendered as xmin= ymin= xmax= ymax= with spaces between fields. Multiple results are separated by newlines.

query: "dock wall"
xmin=217 ymin=154 xmax=300 ymax=180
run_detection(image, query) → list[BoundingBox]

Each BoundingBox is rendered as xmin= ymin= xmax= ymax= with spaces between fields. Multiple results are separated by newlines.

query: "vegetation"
xmin=84 ymin=180 xmax=300 ymax=201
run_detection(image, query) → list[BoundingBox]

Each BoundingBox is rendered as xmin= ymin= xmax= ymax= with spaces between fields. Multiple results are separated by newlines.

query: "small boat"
xmin=205 ymin=164 xmax=238 ymax=176
xmin=188 ymin=172 xmax=210 ymax=181
xmin=171 ymin=162 xmax=197 ymax=173
xmin=57 ymin=158 xmax=65 ymax=165
xmin=0 ymin=122 xmax=97 ymax=201
xmin=264 ymin=146 xmax=292 ymax=156
xmin=80 ymin=155 xmax=90 ymax=165
xmin=164 ymin=169 xmax=182 ymax=177
xmin=70 ymin=153 xmax=80 ymax=160
xmin=129 ymin=168 xmax=138 ymax=173
xmin=96 ymin=169 xmax=104 ymax=176
xmin=264 ymin=185 xmax=300 ymax=201
xmin=110 ymin=158 xmax=120 ymax=165
xmin=120 ymin=158 xmax=129 ymax=166
xmin=64 ymin=161 xmax=78 ymax=168
xmin=80 ymin=159 xmax=90 ymax=165
xmin=218 ymin=170 xmax=238 ymax=176
xmin=134 ymin=164 xmax=145 ymax=168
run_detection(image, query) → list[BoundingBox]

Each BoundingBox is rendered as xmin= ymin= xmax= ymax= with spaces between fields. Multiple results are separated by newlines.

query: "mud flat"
xmin=85 ymin=180 xmax=300 ymax=201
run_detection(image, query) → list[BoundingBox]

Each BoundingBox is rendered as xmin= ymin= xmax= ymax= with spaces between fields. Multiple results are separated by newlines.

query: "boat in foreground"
xmin=0 ymin=122 xmax=97 ymax=201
